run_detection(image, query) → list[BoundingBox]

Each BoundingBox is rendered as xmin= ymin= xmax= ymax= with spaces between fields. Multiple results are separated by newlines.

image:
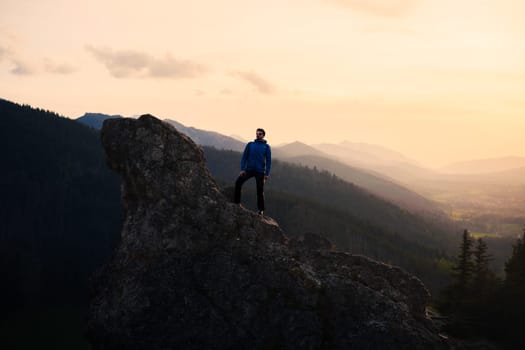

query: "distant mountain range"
xmin=272 ymin=142 xmax=441 ymax=214
xmin=77 ymin=113 xmax=123 ymax=129
xmin=482 ymin=166 xmax=525 ymax=184
xmin=76 ymin=113 xmax=246 ymax=152
xmin=272 ymin=141 xmax=333 ymax=159
xmin=271 ymin=141 xmax=525 ymax=222
xmin=77 ymin=112 xmax=525 ymax=177
xmin=75 ymin=115 xmax=444 ymax=214
xmin=74 ymin=111 xmax=525 ymax=226
xmin=313 ymin=140 xmax=422 ymax=168
xmin=163 ymin=119 xmax=245 ymax=152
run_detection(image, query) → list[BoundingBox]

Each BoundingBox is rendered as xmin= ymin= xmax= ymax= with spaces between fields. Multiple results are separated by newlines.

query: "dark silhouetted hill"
xmin=0 ymin=99 xmax=121 ymax=347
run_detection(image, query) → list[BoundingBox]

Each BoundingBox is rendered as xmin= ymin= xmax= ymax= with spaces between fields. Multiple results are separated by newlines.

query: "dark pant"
xmin=234 ymin=171 xmax=265 ymax=211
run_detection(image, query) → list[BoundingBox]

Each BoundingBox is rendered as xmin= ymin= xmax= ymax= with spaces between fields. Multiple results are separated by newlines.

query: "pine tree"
xmin=472 ymin=238 xmax=491 ymax=293
xmin=438 ymin=229 xmax=475 ymax=312
xmin=453 ymin=229 xmax=474 ymax=294
xmin=498 ymin=226 xmax=525 ymax=347
xmin=504 ymin=227 xmax=525 ymax=292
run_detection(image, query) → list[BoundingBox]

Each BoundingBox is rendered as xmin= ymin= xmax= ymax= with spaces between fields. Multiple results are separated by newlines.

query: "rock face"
xmin=88 ymin=115 xmax=447 ymax=349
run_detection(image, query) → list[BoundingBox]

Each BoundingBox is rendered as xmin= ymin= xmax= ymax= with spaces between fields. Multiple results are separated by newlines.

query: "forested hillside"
xmin=274 ymin=153 xmax=441 ymax=214
xmin=0 ymin=99 xmax=121 ymax=318
xmin=204 ymin=146 xmax=459 ymax=290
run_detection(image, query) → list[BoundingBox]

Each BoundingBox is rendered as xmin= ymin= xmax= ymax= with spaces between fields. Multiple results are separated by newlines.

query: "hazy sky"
xmin=1 ymin=0 xmax=524 ymax=167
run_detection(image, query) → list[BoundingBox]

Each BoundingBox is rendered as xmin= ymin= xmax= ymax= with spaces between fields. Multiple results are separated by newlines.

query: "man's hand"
xmin=239 ymin=170 xmax=246 ymax=176
xmin=264 ymin=175 xmax=268 ymax=182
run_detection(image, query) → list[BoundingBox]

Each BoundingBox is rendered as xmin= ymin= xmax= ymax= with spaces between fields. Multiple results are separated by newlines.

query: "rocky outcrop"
xmin=87 ymin=115 xmax=447 ymax=349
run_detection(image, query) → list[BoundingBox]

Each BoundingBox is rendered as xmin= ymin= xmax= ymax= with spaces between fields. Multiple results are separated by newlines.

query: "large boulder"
xmin=87 ymin=115 xmax=447 ymax=349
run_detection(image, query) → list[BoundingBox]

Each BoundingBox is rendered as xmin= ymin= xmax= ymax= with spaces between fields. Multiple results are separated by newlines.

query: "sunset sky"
xmin=1 ymin=0 xmax=524 ymax=167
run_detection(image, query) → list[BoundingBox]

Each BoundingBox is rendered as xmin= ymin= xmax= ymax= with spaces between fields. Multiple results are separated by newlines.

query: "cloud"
xmin=230 ymin=70 xmax=276 ymax=94
xmin=44 ymin=59 xmax=77 ymax=74
xmin=149 ymin=55 xmax=206 ymax=78
xmin=10 ymin=59 xmax=35 ymax=76
xmin=0 ymin=34 xmax=34 ymax=75
xmin=329 ymin=0 xmax=420 ymax=17
xmin=1 ymin=44 xmax=75 ymax=76
xmin=86 ymin=46 xmax=207 ymax=79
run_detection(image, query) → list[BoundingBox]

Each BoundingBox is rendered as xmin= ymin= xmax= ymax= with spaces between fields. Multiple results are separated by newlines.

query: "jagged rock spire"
xmin=88 ymin=115 xmax=446 ymax=349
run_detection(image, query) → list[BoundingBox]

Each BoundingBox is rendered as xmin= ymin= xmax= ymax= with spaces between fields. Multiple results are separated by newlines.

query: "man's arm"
xmin=265 ymin=145 xmax=272 ymax=179
xmin=240 ymin=142 xmax=250 ymax=175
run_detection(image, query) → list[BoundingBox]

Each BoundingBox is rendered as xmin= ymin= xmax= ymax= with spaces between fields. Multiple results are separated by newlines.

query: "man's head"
xmin=256 ymin=128 xmax=265 ymax=140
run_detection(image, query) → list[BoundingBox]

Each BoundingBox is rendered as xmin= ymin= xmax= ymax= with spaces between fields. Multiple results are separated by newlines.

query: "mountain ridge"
xmin=165 ymin=119 xmax=246 ymax=151
xmin=77 ymin=112 xmax=123 ymax=129
xmin=313 ymin=140 xmax=422 ymax=168
xmin=276 ymin=154 xmax=442 ymax=214
xmin=273 ymin=141 xmax=334 ymax=159
xmin=74 ymin=113 xmax=446 ymax=214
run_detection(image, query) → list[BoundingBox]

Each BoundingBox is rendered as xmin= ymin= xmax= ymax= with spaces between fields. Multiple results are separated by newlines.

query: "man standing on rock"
xmin=234 ymin=128 xmax=272 ymax=216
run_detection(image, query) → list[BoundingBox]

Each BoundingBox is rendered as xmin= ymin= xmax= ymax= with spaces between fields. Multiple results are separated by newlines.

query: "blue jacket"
xmin=240 ymin=139 xmax=272 ymax=176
